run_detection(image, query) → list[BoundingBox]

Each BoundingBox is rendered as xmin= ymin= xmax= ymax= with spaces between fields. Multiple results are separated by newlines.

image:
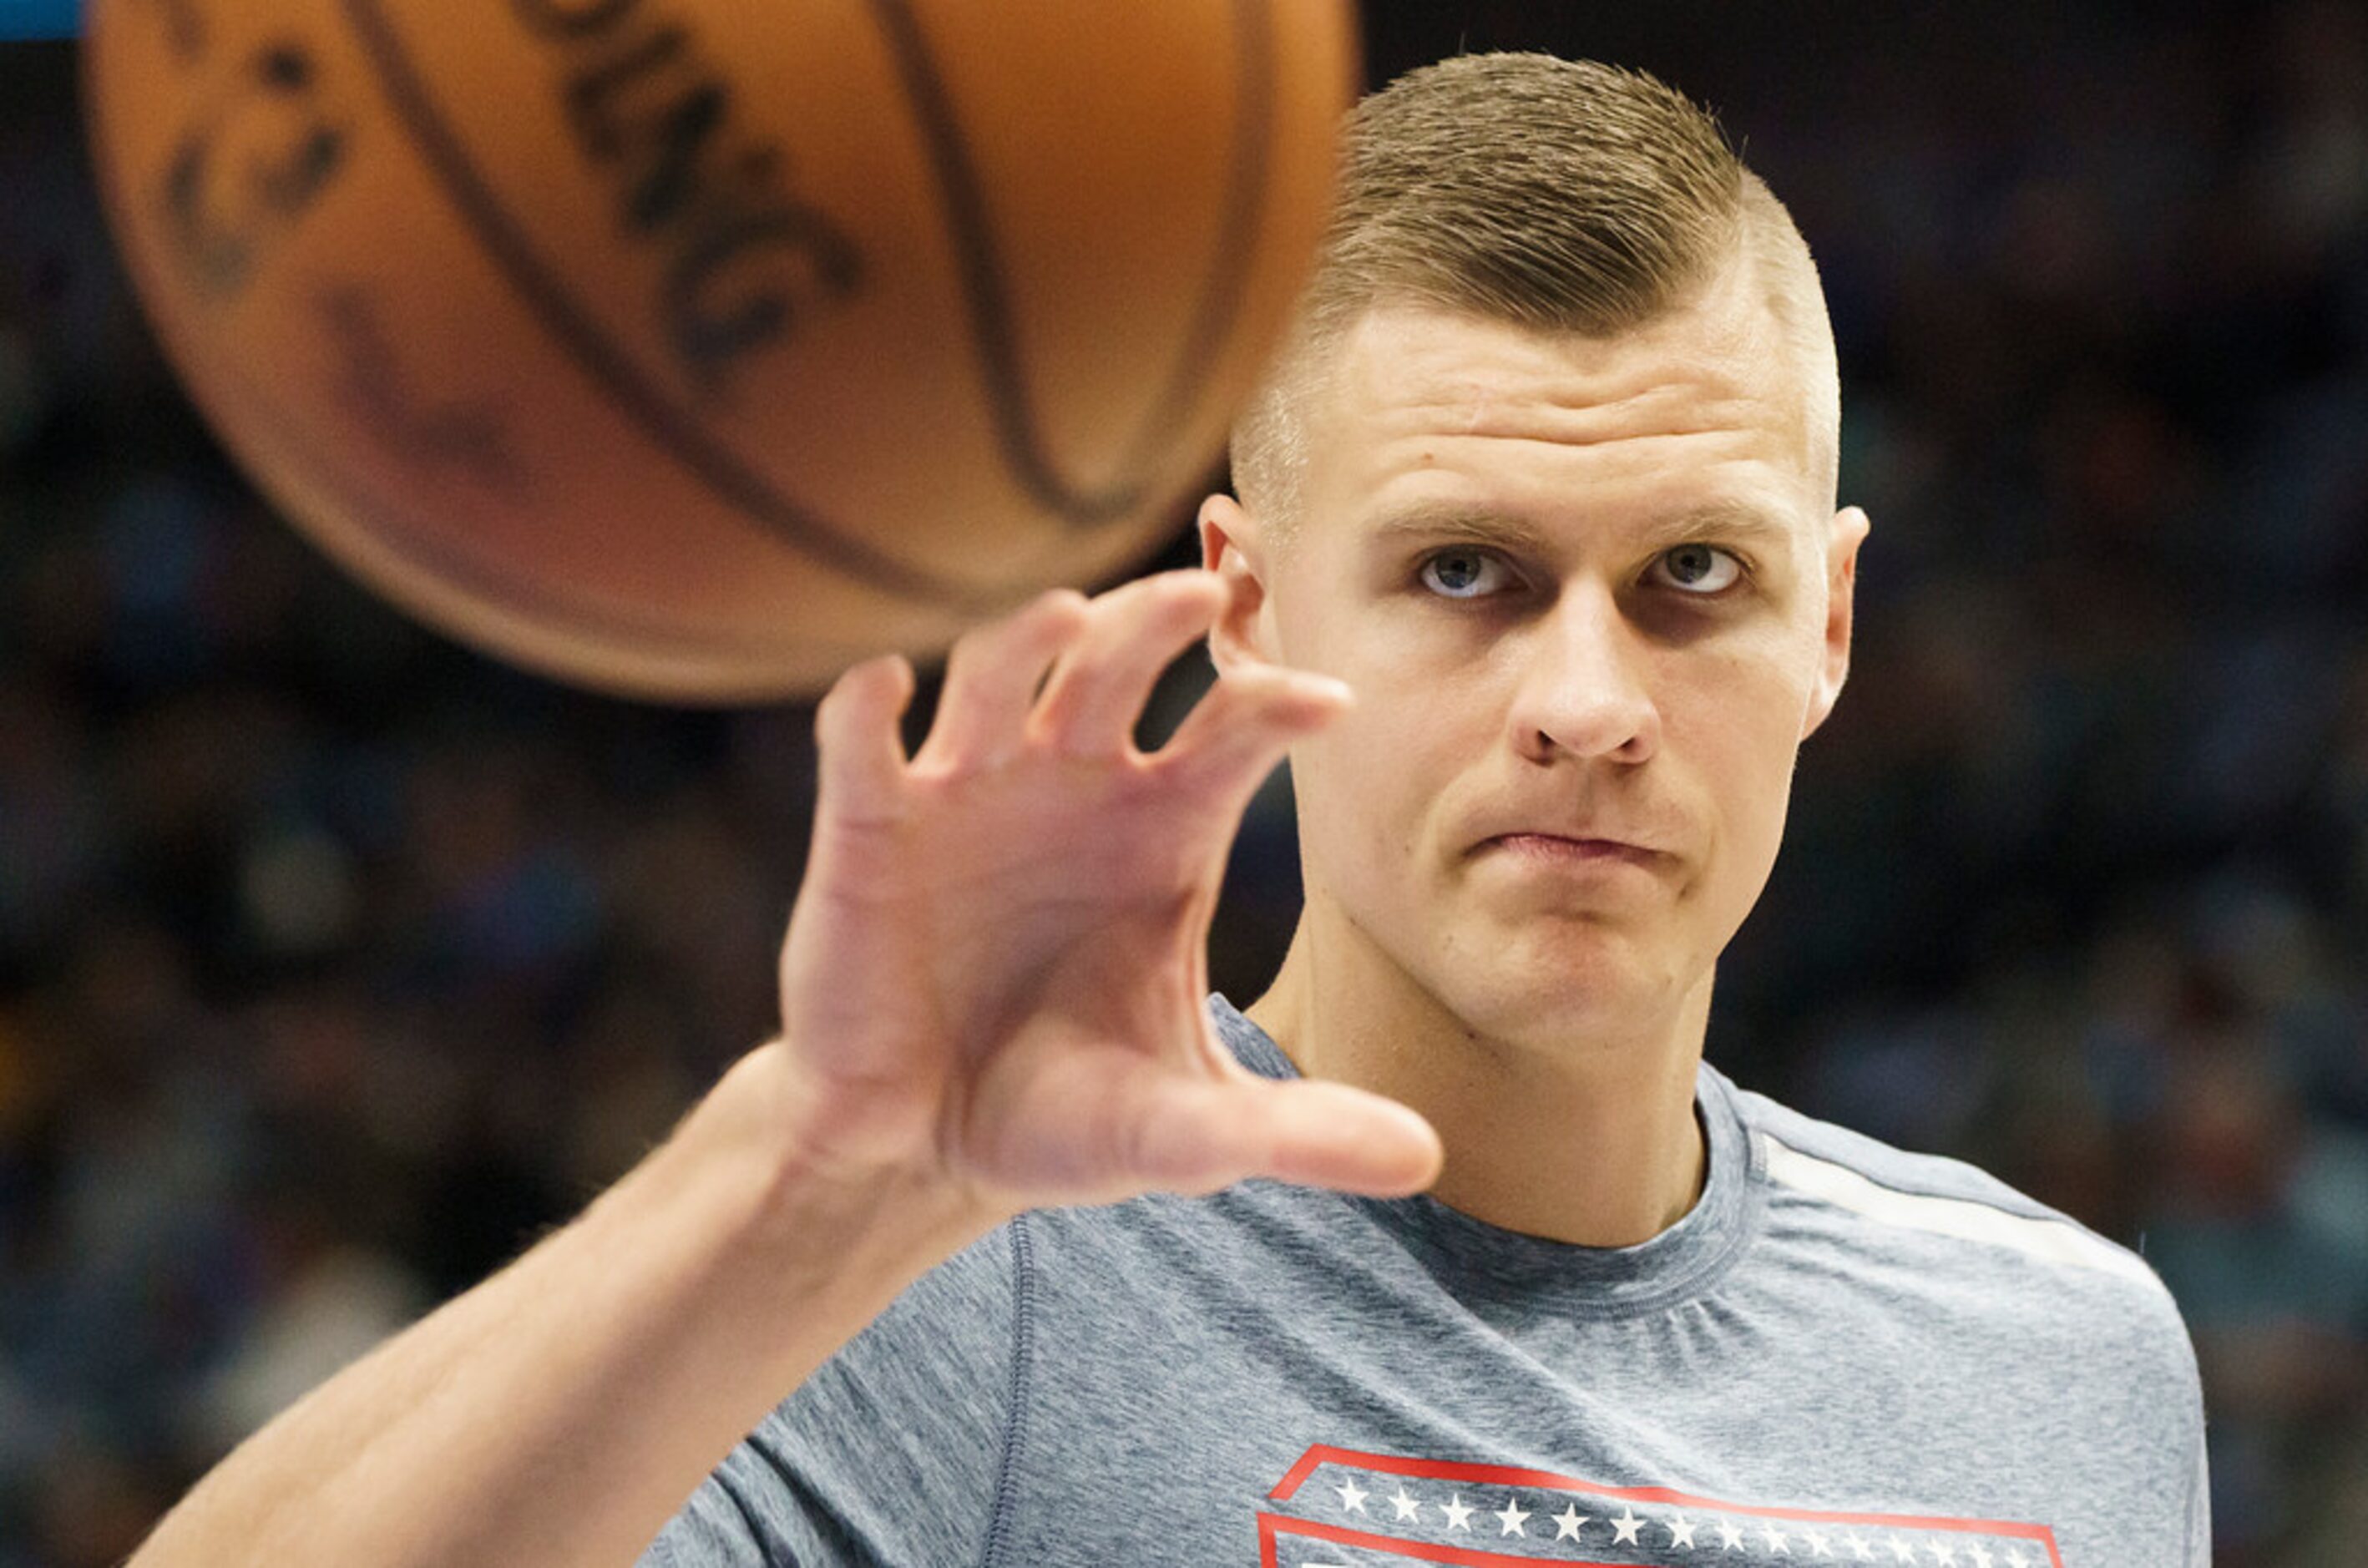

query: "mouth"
xmin=1477 ymin=832 xmax=1669 ymax=870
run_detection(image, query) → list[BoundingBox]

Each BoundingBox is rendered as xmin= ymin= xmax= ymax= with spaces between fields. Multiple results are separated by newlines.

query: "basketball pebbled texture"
xmin=85 ymin=0 xmax=1356 ymax=701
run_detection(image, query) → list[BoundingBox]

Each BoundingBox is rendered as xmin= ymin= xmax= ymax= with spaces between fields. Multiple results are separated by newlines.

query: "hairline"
xmin=1232 ymin=189 xmax=1840 ymax=552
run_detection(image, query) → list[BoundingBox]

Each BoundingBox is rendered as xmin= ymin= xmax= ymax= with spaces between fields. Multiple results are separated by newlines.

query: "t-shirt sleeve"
xmin=638 ymin=1222 xmax=1020 ymax=1567
xmin=2180 ymin=1381 xmax=2212 ymax=1567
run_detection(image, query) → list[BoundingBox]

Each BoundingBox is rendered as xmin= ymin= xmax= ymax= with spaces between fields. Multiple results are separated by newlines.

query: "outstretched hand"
xmin=767 ymin=569 xmax=1443 ymax=1222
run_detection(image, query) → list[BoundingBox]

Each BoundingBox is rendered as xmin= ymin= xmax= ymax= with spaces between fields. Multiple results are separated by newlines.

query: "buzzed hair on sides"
xmin=1231 ymin=53 xmax=1840 ymax=531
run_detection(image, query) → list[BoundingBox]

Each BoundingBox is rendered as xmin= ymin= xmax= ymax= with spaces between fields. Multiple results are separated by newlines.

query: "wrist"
xmin=660 ymin=1044 xmax=999 ymax=1333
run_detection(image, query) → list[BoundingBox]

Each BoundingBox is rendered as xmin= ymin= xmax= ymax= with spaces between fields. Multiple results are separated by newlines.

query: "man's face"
xmin=1208 ymin=266 xmax=1866 ymax=1050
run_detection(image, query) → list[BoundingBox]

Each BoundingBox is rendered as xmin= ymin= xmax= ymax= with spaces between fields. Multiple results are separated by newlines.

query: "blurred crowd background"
xmin=3 ymin=3 xmax=2365 ymax=1563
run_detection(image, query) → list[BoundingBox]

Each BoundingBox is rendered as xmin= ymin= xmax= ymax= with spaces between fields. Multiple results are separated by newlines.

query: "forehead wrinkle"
xmin=1309 ymin=297 xmax=1827 ymax=541
xmin=1426 ymin=390 xmax=1773 ymax=448
xmin=1359 ymin=332 xmax=1782 ymax=452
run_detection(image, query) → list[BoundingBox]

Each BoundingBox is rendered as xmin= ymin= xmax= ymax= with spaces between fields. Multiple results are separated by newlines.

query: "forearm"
xmin=131 ymin=1044 xmax=995 ymax=1568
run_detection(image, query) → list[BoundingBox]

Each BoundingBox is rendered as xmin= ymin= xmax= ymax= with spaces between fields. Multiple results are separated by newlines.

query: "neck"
xmin=1245 ymin=914 xmax=1709 ymax=1248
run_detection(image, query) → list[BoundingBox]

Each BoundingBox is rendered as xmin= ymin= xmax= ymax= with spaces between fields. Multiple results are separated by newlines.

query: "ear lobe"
xmin=1197 ymin=493 xmax=1273 ymax=673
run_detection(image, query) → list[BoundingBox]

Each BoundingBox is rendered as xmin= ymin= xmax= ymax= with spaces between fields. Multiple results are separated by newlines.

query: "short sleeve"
xmin=2182 ymin=1412 xmax=2212 ymax=1567
xmin=640 ymin=1222 xmax=1020 ymax=1567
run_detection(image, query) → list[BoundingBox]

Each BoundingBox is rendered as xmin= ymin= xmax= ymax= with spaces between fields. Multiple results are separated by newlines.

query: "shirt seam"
xmin=1756 ymin=1128 xmax=2153 ymax=1259
xmin=1757 ymin=1128 xmax=2057 ymax=1217
xmin=710 ymin=1464 xmax=786 ymax=1568
xmin=1457 ymin=1071 xmax=1770 ymax=1323
xmin=1530 ymin=1169 xmax=1768 ymax=1322
xmin=977 ymin=1214 xmax=1036 ymax=1568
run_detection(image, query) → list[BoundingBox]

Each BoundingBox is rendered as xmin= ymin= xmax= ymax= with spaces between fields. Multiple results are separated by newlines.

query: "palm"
xmin=772 ymin=573 xmax=1438 ymax=1219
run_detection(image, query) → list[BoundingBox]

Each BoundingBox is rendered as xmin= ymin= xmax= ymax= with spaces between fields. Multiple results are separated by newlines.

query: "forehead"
xmin=1297 ymin=269 xmax=1823 ymax=537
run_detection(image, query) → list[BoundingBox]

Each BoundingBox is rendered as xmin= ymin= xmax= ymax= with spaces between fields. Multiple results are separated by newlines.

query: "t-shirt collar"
xmin=1207 ymin=992 xmax=1763 ymax=1318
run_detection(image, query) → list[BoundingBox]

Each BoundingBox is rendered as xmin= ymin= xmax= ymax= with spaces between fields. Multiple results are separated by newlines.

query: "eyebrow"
xmin=1365 ymin=504 xmax=1554 ymax=554
xmin=1363 ymin=500 xmax=1798 ymax=555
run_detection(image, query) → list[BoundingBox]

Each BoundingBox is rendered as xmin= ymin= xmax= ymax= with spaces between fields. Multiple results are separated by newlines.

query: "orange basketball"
xmin=83 ymin=0 xmax=1355 ymax=701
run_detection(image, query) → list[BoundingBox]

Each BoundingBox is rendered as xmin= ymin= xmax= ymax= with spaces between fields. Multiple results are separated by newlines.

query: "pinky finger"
xmin=813 ymin=654 xmax=916 ymax=824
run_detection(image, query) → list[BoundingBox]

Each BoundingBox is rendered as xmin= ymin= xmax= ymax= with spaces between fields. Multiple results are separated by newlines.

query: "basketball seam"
xmin=195 ymin=303 xmax=901 ymax=679
xmin=863 ymin=0 xmax=1279 ymax=529
xmin=83 ymin=23 xmax=872 ymax=688
xmin=332 ymin=0 xmax=1023 ymax=615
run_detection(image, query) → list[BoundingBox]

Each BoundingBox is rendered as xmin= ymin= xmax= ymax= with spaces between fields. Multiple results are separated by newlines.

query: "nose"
xmin=1505 ymin=579 xmax=1661 ymax=765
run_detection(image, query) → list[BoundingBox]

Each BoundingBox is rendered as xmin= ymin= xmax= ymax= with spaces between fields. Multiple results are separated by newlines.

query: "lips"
xmin=1479 ymin=832 xmax=1668 ymax=868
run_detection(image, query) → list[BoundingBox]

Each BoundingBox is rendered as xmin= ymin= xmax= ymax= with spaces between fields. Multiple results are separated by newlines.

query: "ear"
xmin=1197 ymin=492 xmax=1278 ymax=673
xmin=1799 ymin=505 xmax=1870 ymax=741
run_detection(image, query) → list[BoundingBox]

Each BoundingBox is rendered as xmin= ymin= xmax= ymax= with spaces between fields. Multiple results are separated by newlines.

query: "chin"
xmin=1420 ymin=935 xmax=1698 ymax=1054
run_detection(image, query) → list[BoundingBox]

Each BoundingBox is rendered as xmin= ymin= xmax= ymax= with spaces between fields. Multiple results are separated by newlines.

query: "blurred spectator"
xmin=5 ymin=4 xmax=2367 ymax=1561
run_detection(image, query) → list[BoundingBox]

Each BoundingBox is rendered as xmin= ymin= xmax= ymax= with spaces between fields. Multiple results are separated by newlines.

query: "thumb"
xmin=1127 ymin=1076 xmax=1444 ymax=1199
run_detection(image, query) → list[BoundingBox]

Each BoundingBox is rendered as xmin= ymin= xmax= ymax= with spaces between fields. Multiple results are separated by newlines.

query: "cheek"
xmin=1677 ymin=651 xmax=1816 ymax=864
xmin=1276 ymin=589 xmax=1473 ymax=807
xmin=1289 ymin=685 xmax=1473 ymax=872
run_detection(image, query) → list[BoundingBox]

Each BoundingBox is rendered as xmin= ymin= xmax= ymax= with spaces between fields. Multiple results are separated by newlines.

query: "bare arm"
xmin=133 ymin=1045 xmax=990 ymax=1566
xmin=130 ymin=572 xmax=1441 ymax=1568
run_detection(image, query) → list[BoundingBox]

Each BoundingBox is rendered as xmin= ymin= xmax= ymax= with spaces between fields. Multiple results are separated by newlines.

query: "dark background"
xmin=5 ymin=3 xmax=2367 ymax=1562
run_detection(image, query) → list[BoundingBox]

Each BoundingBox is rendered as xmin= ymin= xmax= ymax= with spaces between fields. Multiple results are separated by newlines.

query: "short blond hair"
xmin=1232 ymin=53 xmax=1839 ymax=527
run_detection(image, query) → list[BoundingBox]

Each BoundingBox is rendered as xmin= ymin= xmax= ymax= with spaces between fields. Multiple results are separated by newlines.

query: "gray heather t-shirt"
xmin=645 ymin=997 xmax=2208 ymax=1567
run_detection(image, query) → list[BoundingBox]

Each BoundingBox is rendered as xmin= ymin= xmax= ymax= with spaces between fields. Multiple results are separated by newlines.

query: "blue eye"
xmin=1419 ymin=549 xmax=1510 ymax=599
xmin=1652 ymin=544 xmax=1743 ymax=594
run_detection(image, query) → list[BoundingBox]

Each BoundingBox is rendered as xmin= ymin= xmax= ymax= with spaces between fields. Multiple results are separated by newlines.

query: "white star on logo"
xmin=1611 ymin=1507 xmax=1647 ymax=1545
xmin=1333 ymin=1478 xmax=1368 ymax=1515
xmin=1554 ymin=1505 xmax=1590 ymax=1541
xmin=2002 ymin=1553 xmax=2031 ymax=1568
xmin=1440 ymin=1494 xmax=1475 ymax=1531
xmin=1927 ymin=1543 xmax=1957 ymax=1566
xmin=1388 ymin=1487 xmax=1421 ymax=1523
xmin=1804 ymin=1529 xmax=1833 ymax=1557
xmin=1496 ymin=1499 xmax=1531 ymax=1537
xmin=1841 ymin=1535 xmax=1875 ymax=1562
xmin=1667 ymin=1514 xmax=1699 ymax=1547
xmin=1889 ymin=1539 xmax=1920 ymax=1564
xmin=1718 ymin=1519 xmax=1749 ymax=1550
xmin=1966 ymin=1546 xmax=1995 ymax=1568
xmin=1763 ymin=1521 xmax=1793 ymax=1554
